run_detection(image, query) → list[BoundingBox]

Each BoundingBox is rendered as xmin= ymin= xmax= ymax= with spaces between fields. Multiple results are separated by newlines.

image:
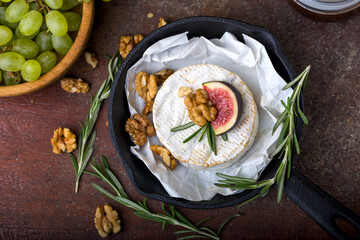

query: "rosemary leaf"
xmin=199 ymin=123 xmax=209 ymax=142
xmin=276 ymin=165 xmax=286 ymax=203
xmin=282 ymin=67 xmax=307 ymax=90
xmin=216 ymin=173 xmax=257 ymax=183
xmin=171 ymin=122 xmax=195 ymax=132
xmin=174 ymin=230 xmax=195 ymax=235
xmin=70 ymin=153 xmax=78 ymax=174
xmin=207 ymin=124 xmax=212 ymax=151
xmin=133 ymin=211 xmax=166 ymax=224
xmin=237 ymin=194 xmax=262 ymax=208
xmin=197 ymin=217 xmax=212 ymax=227
xmin=217 ymin=214 xmax=241 ymax=235
xmin=281 ymin=100 xmax=291 ymax=115
xmin=294 ymin=133 xmax=300 ymax=155
xmin=183 ymin=125 xmax=205 ymax=143
xmin=199 ymin=227 xmax=218 ymax=237
xmin=221 ymin=133 xmax=228 ymax=141
xmin=210 ymin=124 xmax=217 ymax=155
xmin=276 ymin=117 xmax=290 ymax=148
xmin=270 ymin=135 xmax=290 ymax=158
xmin=297 ymin=106 xmax=309 ymax=125
xmin=272 ymin=111 xmax=288 ymax=134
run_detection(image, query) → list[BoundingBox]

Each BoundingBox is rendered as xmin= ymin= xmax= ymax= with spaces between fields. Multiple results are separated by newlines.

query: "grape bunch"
xmin=0 ymin=0 xmax=83 ymax=86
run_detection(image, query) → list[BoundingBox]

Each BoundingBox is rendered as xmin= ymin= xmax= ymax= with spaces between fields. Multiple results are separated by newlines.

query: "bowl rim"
xmin=0 ymin=0 xmax=95 ymax=97
xmin=108 ymin=16 xmax=301 ymax=209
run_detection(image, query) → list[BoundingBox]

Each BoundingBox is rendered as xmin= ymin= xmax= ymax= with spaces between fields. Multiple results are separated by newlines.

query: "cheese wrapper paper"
xmin=125 ymin=32 xmax=293 ymax=201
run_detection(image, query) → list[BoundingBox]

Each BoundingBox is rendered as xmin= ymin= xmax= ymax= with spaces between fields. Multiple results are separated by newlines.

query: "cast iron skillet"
xmin=108 ymin=17 xmax=360 ymax=239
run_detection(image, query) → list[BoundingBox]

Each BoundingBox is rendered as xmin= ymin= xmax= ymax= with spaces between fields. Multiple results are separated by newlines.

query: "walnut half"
xmin=150 ymin=145 xmax=177 ymax=170
xmin=94 ymin=205 xmax=121 ymax=238
xmin=60 ymin=78 xmax=90 ymax=94
xmin=184 ymin=89 xmax=217 ymax=126
xmin=125 ymin=114 xmax=155 ymax=146
xmin=50 ymin=127 xmax=77 ymax=154
xmin=119 ymin=34 xmax=144 ymax=59
xmin=135 ymin=71 xmax=158 ymax=102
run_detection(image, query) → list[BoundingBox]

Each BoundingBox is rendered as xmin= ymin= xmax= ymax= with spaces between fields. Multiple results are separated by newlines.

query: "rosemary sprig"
xmin=86 ymin=156 xmax=240 ymax=240
xmin=216 ymin=65 xmax=311 ymax=205
xmin=70 ymin=52 xmax=122 ymax=193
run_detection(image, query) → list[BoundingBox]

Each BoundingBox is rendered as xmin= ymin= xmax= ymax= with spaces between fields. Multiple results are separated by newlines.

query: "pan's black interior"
xmin=108 ymin=16 xmax=303 ymax=209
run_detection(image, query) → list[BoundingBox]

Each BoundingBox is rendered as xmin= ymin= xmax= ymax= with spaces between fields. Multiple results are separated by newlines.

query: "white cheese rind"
xmin=153 ymin=64 xmax=258 ymax=170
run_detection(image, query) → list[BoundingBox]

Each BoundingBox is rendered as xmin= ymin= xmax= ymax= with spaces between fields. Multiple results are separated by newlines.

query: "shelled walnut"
xmin=119 ymin=35 xmax=133 ymax=59
xmin=150 ymin=145 xmax=177 ymax=170
xmin=153 ymin=69 xmax=174 ymax=85
xmin=184 ymin=89 xmax=217 ymax=126
xmin=94 ymin=205 xmax=121 ymax=238
xmin=60 ymin=78 xmax=90 ymax=93
xmin=50 ymin=127 xmax=77 ymax=154
xmin=125 ymin=114 xmax=155 ymax=146
xmin=119 ymin=34 xmax=144 ymax=59
xmin=135 ymin=71 xmax=158 ymax=102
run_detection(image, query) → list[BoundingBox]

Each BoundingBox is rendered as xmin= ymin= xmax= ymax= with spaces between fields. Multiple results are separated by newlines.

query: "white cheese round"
xmin=153 ymin=64 xmax=259 ymax=170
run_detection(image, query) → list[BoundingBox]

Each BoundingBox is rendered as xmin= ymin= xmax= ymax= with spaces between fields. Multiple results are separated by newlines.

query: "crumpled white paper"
xmin=124 ymin=32 xmax=293 ymax=201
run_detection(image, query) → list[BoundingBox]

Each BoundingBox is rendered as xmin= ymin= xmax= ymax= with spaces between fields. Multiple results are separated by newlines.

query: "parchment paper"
xmin=124 ymin=32 xmax=293 ymax=201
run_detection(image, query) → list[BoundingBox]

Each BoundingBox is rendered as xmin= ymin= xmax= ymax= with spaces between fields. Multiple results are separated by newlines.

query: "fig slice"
xmin=202 ymin=81 xmax=242 ymax=135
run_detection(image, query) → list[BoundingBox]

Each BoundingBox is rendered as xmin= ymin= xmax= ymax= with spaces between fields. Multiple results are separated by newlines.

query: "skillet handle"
xmin=284 ymin=168 xmax=360 ymax=239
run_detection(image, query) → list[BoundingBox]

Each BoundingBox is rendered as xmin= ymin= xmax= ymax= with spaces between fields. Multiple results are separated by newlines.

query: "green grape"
xmin=37 ymin=51 xmax=56 ymax=73
xmin=63 ymin=12 xmax=81 ymax=32
xmin=1 ymin=0 xmax=13 ymax=2
xmin=79 ymin=0 xmax=90 ymax=2
xmin=21 ymin=59 xmax=41 ymax=81
xmin=0 ymin=25 xmax=12 ymax=46
xmin=19 ymin=10 xmax=43 ymax=36
xmin=3 ymin=71 xmax=21 ymax=85
xmin=35 ymin=31 xmax=53 ymax=53
xmin=60 ymin=0 xmax=79 ymax=10
xmin=0 ymin=2 xmax=2 ymax=6
xmin=15 ymin=26 xmax=38 ymax=39
xmin=29 ymin=2 xmax=38 ymax=11
xmin=5 ymin=0 xmax=29 ymax=23
xmin=0 ymin=32 xmax=15 ymax=50
xmin=102 ymin=0 xmax=112 ymax=2
xmin=0 ymin=52 xmax=25 ymax=71
xmin=45 ymin=0 xmax=63 ymax=9
xmin=12 ymin=38 xmax=39 ymax=59
xmin=51 ymin=33 xmax=72 ymax=55
xmin=0 ymin=6 xmax=18 ymax=29
xmin=46 ymin=10 xmax=68 ymax=37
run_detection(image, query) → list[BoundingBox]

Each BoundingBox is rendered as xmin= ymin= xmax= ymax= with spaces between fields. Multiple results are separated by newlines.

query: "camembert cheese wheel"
xmin=153 ymin=64 xmax=258 ymax=170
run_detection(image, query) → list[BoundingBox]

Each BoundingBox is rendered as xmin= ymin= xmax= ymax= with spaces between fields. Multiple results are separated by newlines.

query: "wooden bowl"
xmin=0 ymin=0 xmax=95 ymax=97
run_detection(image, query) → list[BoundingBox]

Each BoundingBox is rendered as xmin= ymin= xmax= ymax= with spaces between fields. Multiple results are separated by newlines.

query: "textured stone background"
xmin=0 ymin=0 xmax=359 ymax=239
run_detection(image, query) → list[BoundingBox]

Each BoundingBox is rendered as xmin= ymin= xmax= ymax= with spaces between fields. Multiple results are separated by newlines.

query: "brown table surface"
xmin=1 ymin=0 xmax=359 ymax=239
